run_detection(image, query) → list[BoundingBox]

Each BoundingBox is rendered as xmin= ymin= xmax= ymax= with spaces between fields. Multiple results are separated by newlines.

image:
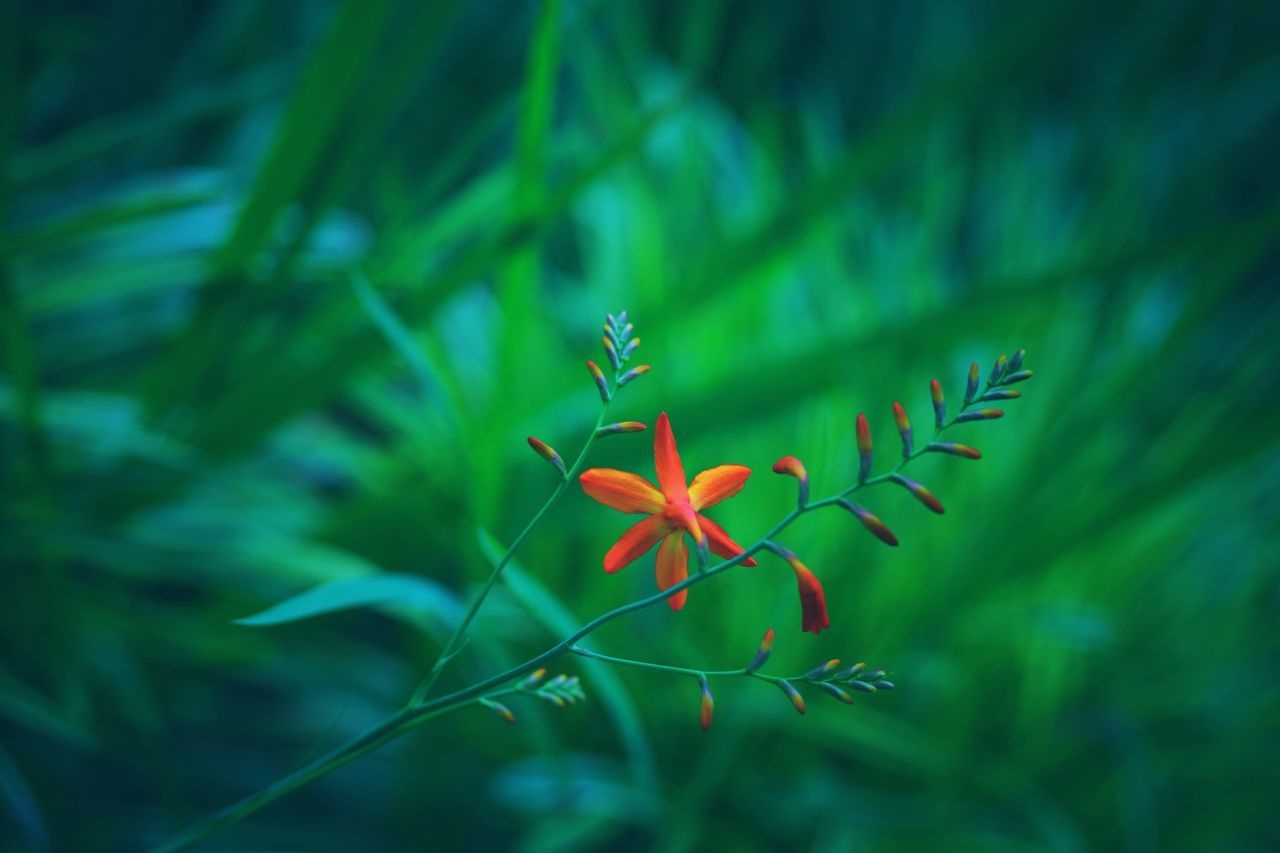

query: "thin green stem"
xmin=408 ymin=397 xmax=612 ymax=706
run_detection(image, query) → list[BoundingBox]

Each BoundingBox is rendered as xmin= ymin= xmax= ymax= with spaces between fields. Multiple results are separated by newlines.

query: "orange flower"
xmin=580 ymin=412 xmax=757 ymax=610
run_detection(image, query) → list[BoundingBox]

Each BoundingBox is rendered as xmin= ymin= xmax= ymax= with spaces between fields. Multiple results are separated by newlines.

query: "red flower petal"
xmin=696 ymin=513 xmax=758 ymax=567
xmin=603 ymin=515 xmax=670 ymax=573
xmin=688 ymin=464 xmax=751 ymax=510
xmin=580 ymin=468 xmax=665 ymax=514
xmin=655 ymin=532 xmax=689 ymax=610
xmin=653 ymin=412 xmax=690 ymax=502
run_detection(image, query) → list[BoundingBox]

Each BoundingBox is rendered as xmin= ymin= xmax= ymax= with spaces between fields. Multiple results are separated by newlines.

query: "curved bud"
xmin=1003 ymin=369 xmax=1033 ymax=384
xmin=482 ymin=698 xmax=517 ymax=724
xmin=819 ymin=682 xmax=854 ymax=704
xmin=892 ymin=402 xmax=913 ymax=457
xmin=602 ymin=336 xmax=621 ymax=369
xmin=778 ymin=679 xmax=807 ymax=715
xmin=981 ymin=389 xmax=1021 ymax=402
xmin=698 ymin=674 xmax=714 ymax=731
xmin=621 ymin=338 xmax=640 ymax=360
xmin=873 ymin=680 xmax=895 ymax=690
xmin=956 ymin=409 xmax=1004 ymax=423
xmin=805 ymin=659 xmax=841 ymax=680
xmin=1008 ymin=348 xmax=1026 ymax=373
xmin=890 ymin=473 xmax=944 ymax=514
xmin=617 ymin=364 xmax=650 ymax=387
xmin=527 ymin=437 xmax=567 ymax=477
xmin=772 ymin=455 xmax=809 ymax=507
xmin=603 ymin=323 xmax=620 ymax=348
xmin=746 ymin=627 xmax=775 ymax=673
xmin=856 ymin=413 xmax=873 ymax=483
xmin=521 ymin=668 xmax=548 ymax=688
xmin=927 ymin=442 xmax=982 ymax=460
xmin=965 ymin=363 xmax=980 ymax=405
xmin=596 ymin=421 xmax=648 ymax=437
xmin=783 ymin=552 xmax=830 ymax=634
xmin=850 ymin=680 xmax=877 ymax=693
xmin=587 ymin=360 xmax=611 ymax=402
xmin=620 ymin=322 xmax=634 ymax=341
xmin=837 ymin=499 xmax=899 ymax=546
xmin=990 ymin=354 xmax=1008 ymax=385
xmin=930 ymin=380 xmax=946 ymax=428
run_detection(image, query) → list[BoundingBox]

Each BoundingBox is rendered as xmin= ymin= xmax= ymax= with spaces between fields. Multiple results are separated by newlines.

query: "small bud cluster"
xmin=479 ymin=668 xmax=587 ymax=726
xmin=598 ymin=310 xmax=650 ymax=392
xmin=530 ymin=672 xmax=587 ymax=708
xmin=785 ymin=658 xmax=896 ymax=710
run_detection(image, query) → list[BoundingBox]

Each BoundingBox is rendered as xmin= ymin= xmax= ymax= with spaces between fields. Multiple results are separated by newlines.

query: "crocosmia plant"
xmin=162 ymin=310 xmax=1035 ymax=850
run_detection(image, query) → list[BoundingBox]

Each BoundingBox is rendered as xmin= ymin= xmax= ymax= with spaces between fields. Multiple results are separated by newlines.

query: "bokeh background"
xmin=3 ymin=0 xmax=1279 ymax=850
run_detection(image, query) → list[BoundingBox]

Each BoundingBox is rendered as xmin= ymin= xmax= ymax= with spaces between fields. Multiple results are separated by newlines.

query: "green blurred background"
xmin=3 ymin=0 xmax=1279 ymax=850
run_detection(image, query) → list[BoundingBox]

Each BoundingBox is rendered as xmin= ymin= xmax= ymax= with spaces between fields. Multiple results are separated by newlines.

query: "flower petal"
xmin=653 ymin=412 xmax=689 ymax=502
xmin=603 ymin=515 xmax=670 ymax=573
xmin=655 ymin=531 xmax=689 ymax=610
xmin=688 ymin=464 xmax=751 ymax=510
xmin=580 ymin=468 xmax=665 ymax=514
xmin=696 ymin=513 xmax=758 ymax=567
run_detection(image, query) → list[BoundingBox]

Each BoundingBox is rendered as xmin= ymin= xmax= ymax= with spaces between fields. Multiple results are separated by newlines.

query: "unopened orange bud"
xmin=698 ymin=674 xmax=714 ymax=731
xmin=856 ymin=413 xmax=873 ymax=483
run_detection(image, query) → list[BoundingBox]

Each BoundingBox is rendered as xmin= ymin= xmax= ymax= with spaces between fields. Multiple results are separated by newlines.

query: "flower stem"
xmin=408 ymin=398 xmax=612 ymax=706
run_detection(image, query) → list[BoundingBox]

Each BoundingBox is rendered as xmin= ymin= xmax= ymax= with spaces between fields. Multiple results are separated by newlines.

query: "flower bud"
xmin=892 ymin=402 xmax=913 ymax=457
xmin=1003 ymin=369 xmax=1033 ymax=384
xmin=856 ymin=412 xmax=873 ymax=483
xmin=778 ymin=679 xmax=807 ymax=715
xmin=617 ymin=364 xmax=650 ymax=387
xmin=956 ymin=409 xmax=1004 ymax=422
xmin=602 ymin=336 xmax=621 ymax=369
xmin=890 ymin=473 xmax=944 ymax=514
xmin=746 ymin=627 xmax=775 ymax=673
xmin=698 ymin=674 xmax=714 ymax=731
xmin=596 ymin=421 xmax=647 ymax=437
xmin=783 ymin=551 xmax=829 ymax=634
xmin=620 ymin=322 xmax=633 ymax=341
xmin=521 ymin=668 xmax=548 ymax=688
xmin=587 ymin=360 xmax=611 ymax=402
xmin=819 ymin=682 xmax=854 ymax=704
xmin=990 ymin=354 xmax=1007 ymax=385
xmin=621 ymin=338 xmax=640 ymax=360
xmin=1007 ymin=348 xmax=1025 ymax=373
xmin=805 ymin=659 xmax=841 ymax=680
xmin=873 ymin=680 xmax=895 ymax=690
xmin=965 ymin=363 xmax=980 ymax=405
xmin=527 ymin=437 xmax=567 ymax=477
xmin=981 ymin=389 xmax=1021 ymax=402
xmin=772 ymin=455 xmax=809 ymax=507
xmin=837 ymin=499 xmax=899 ymax=547
xmin=486 ymin=700 xmax=516 ymax=725
xmin=930 ymin=379 xmax=946 ymax=428
xmin=849 ymin=680 xmax=877 ymax=693
xmin=926 ymin=442 xmax=982 ymax=460
xmin=835 ymin=662 xmax=866 ymax=680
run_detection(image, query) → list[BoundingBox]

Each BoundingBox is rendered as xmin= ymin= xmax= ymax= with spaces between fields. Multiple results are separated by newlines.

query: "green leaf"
xmin=235 ymin=574 xmax=463 ymax=629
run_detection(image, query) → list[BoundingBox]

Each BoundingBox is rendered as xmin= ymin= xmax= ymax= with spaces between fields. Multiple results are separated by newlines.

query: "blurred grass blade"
xmin=235 ymin=574 xmax=463 ymax=629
